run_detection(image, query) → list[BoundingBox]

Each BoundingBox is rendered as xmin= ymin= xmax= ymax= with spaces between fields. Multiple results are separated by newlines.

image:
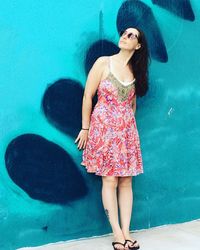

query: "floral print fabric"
xmin=81 ymin=72 xmax=144 ymax=176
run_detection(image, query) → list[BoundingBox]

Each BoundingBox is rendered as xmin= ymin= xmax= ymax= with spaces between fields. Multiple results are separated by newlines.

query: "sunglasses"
xmin=119 ymin=30 xmax=139 ymax=40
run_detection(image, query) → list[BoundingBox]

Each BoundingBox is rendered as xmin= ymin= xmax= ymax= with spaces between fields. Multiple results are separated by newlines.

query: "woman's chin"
xmin=118 ymin=43 xmax=127 ymax=49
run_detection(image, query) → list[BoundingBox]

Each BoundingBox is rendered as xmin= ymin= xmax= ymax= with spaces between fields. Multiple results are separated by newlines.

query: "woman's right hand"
xmin=74 ymin=129 xmax=89 ymax=150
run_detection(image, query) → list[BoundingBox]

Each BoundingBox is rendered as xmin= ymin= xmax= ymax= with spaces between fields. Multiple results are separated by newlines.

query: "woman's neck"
xmin=114 ymin=50 xmax=135 ymax=67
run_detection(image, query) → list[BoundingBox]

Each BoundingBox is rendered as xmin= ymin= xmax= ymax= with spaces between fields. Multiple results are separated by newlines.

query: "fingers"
xmin=83 ymin=139 xmax=87 ymax=149
xmin=78 ymin=138 xmax=84 ymax=150
xmin=74 ymin=131 xmax=88 ymax=150
xmin=74 ymin=136 xmax=79 ymax=143
xmin=74 ymin=132 xmax=81 ymax=144
xmin=75 ymin=136 xmax=84 ymax=149
xmin=78 ymin=140 xmax=83 ymax=149
xmin=74 ymin=137 xmax=86 ymax=150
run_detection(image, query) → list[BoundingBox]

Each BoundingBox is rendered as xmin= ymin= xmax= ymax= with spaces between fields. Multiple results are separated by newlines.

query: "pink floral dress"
xmin=81 ymin=56 xmax=144 ymax=176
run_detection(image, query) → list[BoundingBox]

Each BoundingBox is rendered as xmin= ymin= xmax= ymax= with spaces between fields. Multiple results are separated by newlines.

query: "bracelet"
xmin=82 ymin=128 xmax=89 ymax=130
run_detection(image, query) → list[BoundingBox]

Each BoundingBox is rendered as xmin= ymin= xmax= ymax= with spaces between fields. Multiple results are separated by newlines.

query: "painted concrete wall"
xmin=0 ymin=0 xmax=200 ymax=249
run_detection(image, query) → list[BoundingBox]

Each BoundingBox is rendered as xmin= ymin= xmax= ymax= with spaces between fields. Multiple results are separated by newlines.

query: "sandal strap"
xmin=112 ymin=241 xmax=125 ymax=246
xmin=125 ymin=239 xmax=137 ymax=245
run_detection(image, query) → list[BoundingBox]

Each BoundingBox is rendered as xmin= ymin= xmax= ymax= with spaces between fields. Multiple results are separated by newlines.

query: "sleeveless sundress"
xmin=81 ymin=56 xmax=144 ymax=176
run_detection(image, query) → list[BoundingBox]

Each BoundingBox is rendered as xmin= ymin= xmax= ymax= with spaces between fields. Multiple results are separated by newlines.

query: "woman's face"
xmin=118 ymin=28 xmax=141 ymax=51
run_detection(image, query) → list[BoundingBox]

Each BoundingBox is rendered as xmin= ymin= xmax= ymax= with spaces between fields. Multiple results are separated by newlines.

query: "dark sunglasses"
xmin=119 ymin=30 xmax=139 ymax=40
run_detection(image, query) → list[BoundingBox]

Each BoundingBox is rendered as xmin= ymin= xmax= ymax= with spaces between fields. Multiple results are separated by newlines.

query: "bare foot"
xmin=113 ymin=232 xmax=125 ymax=250
xmin=123 ymin=233 xmax=140 ymax=249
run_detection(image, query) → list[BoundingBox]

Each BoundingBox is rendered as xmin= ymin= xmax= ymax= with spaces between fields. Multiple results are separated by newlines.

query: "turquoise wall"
xmin=0 ymin=0 xmax=200 ymax=249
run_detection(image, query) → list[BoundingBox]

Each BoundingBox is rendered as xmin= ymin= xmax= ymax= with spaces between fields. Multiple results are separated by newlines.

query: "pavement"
xmin=18 ymin=218 xmax=200 ymax=250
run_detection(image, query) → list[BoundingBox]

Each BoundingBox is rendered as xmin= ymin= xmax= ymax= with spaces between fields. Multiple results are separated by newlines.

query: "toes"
xmin=127 ymin=241 xmax=139 ymax=248
xmin=115 ymin=245 xmax=124 ymax=250
xmin=114 ymin=243 xmax=125 ymax=250
xmin=125 ymin=244 xmax=129 ymax=249
xmin=134 ymin=242 xmax=139 ymax=247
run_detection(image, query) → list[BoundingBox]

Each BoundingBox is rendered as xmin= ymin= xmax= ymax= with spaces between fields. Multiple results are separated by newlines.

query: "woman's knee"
xmin=118 ymin=176 xmax=132 ymax=187
xmin=102 ymin=176 xmax=118 ymax=188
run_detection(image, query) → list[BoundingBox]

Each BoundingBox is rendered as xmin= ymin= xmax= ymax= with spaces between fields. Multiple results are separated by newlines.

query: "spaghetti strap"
xmin=108 ymin=56 xmax=135 ymax=85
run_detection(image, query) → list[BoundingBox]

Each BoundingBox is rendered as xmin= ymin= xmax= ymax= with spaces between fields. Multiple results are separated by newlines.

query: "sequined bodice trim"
xmin=102 ymin=71 xmax=135 ymax=102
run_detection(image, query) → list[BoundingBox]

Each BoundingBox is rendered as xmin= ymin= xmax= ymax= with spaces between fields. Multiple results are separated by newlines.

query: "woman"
xmin=75 ymin=27 xmax=150 ymax=250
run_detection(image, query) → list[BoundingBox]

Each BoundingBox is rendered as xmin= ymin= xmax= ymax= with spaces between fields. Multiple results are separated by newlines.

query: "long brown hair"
xmin=122 ymin=27 xmax=151 ymax=97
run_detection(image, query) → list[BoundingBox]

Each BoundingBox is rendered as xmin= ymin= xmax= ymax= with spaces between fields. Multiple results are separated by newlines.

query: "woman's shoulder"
xmin=92 ymin=56 xmax=110 ymax=71
xmin=95 ymin=56 xmax=110 ymax=64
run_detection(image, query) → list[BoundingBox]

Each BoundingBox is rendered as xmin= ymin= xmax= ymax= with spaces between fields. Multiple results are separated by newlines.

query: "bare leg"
xmin=102 ymin=176 xmax=125 ymax=250
xmin=118 ymin=176 xmax=140 ymax=249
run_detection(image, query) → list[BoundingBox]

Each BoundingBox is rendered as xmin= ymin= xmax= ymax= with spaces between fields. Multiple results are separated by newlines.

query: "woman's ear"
xmin=136 ymin=43 xmax=141 ymax=50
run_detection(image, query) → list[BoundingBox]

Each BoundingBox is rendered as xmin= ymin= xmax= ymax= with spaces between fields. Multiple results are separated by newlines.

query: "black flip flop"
xmin=124 ymin=239 xmax=140 ymax=249
xmin=112 ymin=241 xmax=125 ymax=249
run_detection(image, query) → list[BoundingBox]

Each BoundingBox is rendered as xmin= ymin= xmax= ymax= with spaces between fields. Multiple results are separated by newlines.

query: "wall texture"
xmin=0 ymin=0 xmax=200 ymax=249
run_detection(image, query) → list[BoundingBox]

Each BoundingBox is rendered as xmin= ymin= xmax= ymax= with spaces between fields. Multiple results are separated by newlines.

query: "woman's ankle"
xmin=113 ymin=229 xmax=124 ymax=238
xmin=121 ymin=228 xmax=131 ymax=237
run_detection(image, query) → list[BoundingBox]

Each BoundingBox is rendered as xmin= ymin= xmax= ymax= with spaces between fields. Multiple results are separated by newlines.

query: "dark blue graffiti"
xmin=42 ymin=79 xmax=83 ymax=137
xmin=117 ymin=0 xmax=168 ymax=62
xmin=152 ymin=0 xmax=195 ymax=21
xmin=42 ymin=226 xmax=48 ymax=231
xmin=5 ymin=134 xmax=88 ymax=204
xmin=84 ymin=40 xmax=119 ymax=75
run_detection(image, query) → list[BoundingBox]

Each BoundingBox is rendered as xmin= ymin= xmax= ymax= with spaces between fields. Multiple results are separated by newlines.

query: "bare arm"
xmin=75 ymin=57 xmax=106 ymax=150
xmin=82 ymin=56 xmax=106 ymax=129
